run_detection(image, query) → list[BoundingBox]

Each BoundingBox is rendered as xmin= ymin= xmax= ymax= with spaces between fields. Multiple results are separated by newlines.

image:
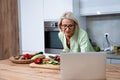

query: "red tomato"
xmin=24 ymin=54 xmax=31 ymax=60
xmin=34 ymin=58 xmax=42 ymax=64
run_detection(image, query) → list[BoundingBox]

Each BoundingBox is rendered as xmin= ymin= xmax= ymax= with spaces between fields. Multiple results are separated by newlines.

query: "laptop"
xmin=60 ymin=52 xmax=107 ymax=80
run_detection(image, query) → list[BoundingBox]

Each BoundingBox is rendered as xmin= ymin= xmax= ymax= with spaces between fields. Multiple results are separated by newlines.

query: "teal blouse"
xmin=58 ymin=28 xmax=95 ymax=52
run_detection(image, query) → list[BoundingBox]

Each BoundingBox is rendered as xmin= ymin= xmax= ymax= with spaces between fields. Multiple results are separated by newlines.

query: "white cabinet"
xmin=107 ymin=59 xmax=120 ymax=64
xmin=19 ymin=0 xmax=44 ymax=54
xmin=80 ymin=0 xmax=120 ymax=16
xmin=43 ymin=0 xmax=86 ymax=30
xmin=111 ymin=59 xmax=120 ymax=64
xmin=43 ymin=0 xmax=73 ymax=20
xmin=106 ymin=59 xmax=111 ymax=64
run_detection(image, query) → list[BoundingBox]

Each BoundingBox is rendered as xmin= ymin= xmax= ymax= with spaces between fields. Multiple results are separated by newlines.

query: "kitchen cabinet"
xmin=80 ymin=0 xmax=120 ymax=16
xmin=19 ymin=0 xmax=44 ymax=54
xmin=110 ymin=59 xmax=120 ymax=64
xmin=107 ymin=59 xmax=120 ymax=64
xmin=43 ymin=0 xmax=73 ymax=21
xmin=106 ymin=59 xmax=111 ymax=64
xmin=107 ymin=53 xmax=120 ymax=64
xmin=43 ymin=0 xmax=86 ymax=30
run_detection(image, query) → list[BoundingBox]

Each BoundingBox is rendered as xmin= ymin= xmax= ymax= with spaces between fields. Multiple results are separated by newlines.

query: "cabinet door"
xmin=44 ymin=0 xmax=73 ymax=20
xmin=19 ymin=0 xmax=44 ymax=54
xmin=80 ymin=0 xmax=120 ymax=16
xmin=111 ymin=59 xmax=120 ymax=64
xmin=106 ymin=59 xmax=111 ymax=64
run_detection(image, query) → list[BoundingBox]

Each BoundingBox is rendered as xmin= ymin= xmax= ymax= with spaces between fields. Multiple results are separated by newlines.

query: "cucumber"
xmin=31 ymin=54 xmax=45 ymax=60
xmin=52 ymin=60 xmax=60 ymax=65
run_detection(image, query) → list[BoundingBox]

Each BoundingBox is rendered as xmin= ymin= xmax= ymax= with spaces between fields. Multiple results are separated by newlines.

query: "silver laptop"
xmin=60 ymin=52 xmax=107 ymax=80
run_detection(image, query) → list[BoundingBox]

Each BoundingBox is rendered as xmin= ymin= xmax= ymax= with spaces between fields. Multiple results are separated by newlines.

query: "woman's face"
xmin=61 ymin=19 xmax=75 ymax=38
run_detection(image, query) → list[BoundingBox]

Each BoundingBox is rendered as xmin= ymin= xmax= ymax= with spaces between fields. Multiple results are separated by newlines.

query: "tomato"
xmin=23 ymin=53 xmax=31 ymax=60
xmin=34 ymin=58 xmax=42 ymax=64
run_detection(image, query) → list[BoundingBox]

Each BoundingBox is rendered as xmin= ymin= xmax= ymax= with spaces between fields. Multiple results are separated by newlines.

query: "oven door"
xmin=45 ymin=31 xmax=63 ymax=53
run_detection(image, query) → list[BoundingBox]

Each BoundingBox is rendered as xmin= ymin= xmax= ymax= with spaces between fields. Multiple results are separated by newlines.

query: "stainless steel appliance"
xmin=44 ymin=21 xmax=63 ymax=53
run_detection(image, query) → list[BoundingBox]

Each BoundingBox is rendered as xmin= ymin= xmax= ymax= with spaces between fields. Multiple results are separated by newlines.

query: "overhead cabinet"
xmin=80 ymin=0 xmax=120 ymax=16
xmin=43 ymin=0 xmax=73 ymax=21
xmin=43 ymin=0 xmax=86 ymax=30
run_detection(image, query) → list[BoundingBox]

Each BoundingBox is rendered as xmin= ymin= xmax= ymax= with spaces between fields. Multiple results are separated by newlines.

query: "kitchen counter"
xmin=46 ymin=51 xmax=120 ymax=59
xmin=0 ymin=59 xmax=120 ymax=80
xmin=0 ymin=59 xmax=59 ymax=80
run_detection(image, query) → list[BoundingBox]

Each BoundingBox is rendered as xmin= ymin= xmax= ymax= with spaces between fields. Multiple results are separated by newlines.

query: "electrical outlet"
xmin=104 ymin=33 xmax=109 ymax=37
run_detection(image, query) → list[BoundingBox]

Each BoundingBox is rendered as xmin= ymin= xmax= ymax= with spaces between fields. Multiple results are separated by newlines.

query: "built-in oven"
xmin=44 ymin=21 xmax=63 ymax=53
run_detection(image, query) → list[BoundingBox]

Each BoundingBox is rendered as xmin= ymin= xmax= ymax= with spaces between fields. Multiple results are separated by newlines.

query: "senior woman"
xmin=58 ymin=11 xmax=94 ymax=52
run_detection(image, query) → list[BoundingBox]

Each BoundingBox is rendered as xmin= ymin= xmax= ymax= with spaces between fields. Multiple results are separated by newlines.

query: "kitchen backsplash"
xmin=86 ymin=14 xmax=120 ymax=50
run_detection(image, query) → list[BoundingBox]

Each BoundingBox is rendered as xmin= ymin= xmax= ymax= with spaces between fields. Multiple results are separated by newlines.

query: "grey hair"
xmin=58 ymin=11 xmax=80 ymax=31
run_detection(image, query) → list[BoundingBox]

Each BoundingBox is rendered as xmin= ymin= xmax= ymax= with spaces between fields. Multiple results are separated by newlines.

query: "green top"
xmin=58 ymin=28 xmax=95 ymax=52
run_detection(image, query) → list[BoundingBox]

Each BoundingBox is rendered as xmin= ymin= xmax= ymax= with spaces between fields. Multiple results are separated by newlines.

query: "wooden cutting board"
xmin=29 ymin=63 xmax=60 ymax=70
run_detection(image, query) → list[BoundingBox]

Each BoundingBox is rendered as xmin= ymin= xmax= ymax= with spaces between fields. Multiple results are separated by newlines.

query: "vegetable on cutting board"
xmin=32 ymin=55 xmax=60 ymax=65
xmin=31 ymin=54 xmax=45 ymax=60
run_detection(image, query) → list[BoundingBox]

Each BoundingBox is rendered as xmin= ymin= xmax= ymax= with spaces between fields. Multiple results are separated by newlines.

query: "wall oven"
xmin=44 ymin=21 xmax=63 ymax=53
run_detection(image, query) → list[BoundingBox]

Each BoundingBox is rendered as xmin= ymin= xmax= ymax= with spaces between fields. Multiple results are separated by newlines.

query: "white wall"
xmin=19 ymin=0 xmax=44 ymax=54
